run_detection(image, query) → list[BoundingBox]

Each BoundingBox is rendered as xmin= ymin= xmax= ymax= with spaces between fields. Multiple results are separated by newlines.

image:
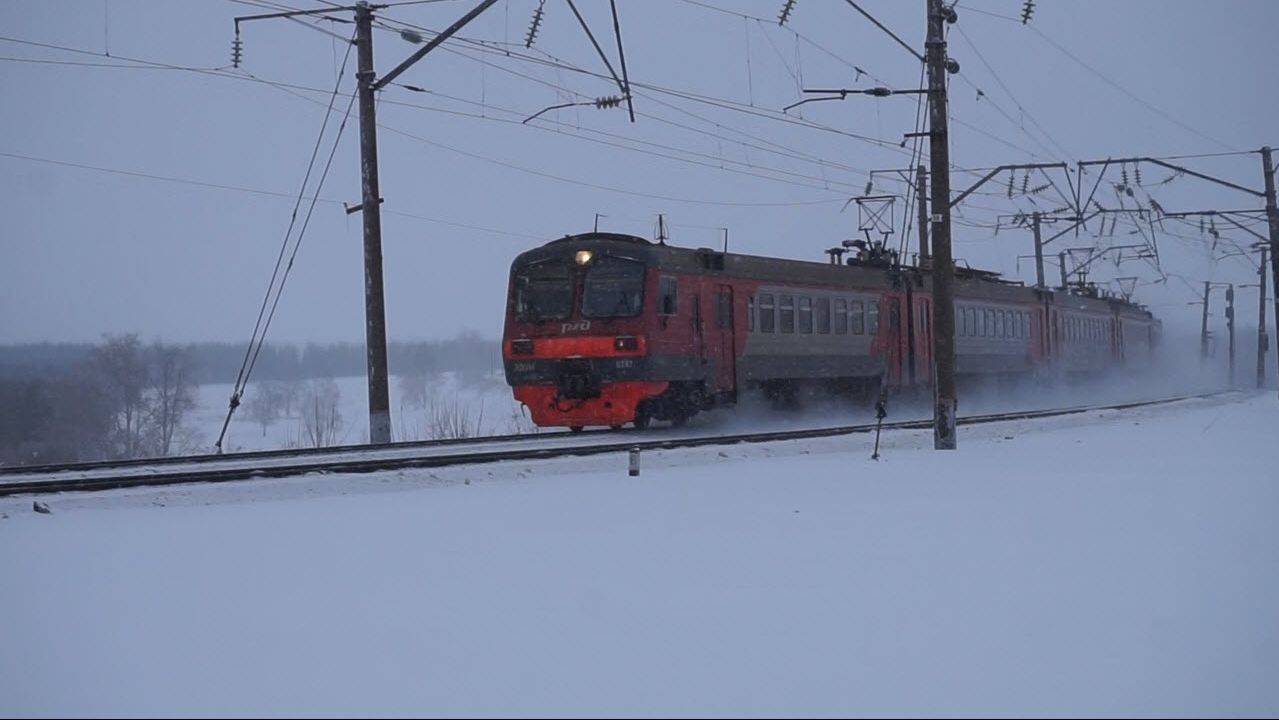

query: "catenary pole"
xmin=1261 ymin=147 xmax=1279 ymax=398
xmin=1032 ymin=211 xmax=1045 ymax=288
xmin=1259 ymin=247 xmax=1269 ymax=389
xmin=355 ymin=1 xmax=392 ymax=444
xmin=1200 ymin=281 xmax=1211 ymax=364
xmin=916 ymin=164 xmax=931 ymax=264
xmin=925 ymin=0 xmax=958 ymax=449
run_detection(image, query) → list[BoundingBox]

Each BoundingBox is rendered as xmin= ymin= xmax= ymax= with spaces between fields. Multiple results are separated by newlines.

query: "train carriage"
xmin=502 ymin=232 xmax=1160 ymax=430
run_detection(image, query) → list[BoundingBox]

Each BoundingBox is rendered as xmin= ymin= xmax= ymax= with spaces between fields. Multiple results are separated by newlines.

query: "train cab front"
xmin=502 ymin=235 xmax=668 ymax=430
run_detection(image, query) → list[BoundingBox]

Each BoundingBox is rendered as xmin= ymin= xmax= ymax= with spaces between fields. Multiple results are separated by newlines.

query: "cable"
xmin=1024 ymin=24 xmax=1240 ymax=153
xmin=214 ymin=27 xmax=356 ymax=452
xmin=0 ymin=149 xmax=546 ymax=239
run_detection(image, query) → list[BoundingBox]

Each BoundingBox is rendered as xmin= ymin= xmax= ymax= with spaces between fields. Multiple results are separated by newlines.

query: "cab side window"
xmin=658 ymin=276 xmax=678 ymax=315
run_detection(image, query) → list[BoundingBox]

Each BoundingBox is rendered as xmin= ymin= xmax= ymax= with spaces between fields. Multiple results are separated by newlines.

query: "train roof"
xmin=516 ymin=232 xmax=1155 ymax=320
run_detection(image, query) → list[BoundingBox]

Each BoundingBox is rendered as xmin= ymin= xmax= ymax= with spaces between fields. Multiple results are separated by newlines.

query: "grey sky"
xmin=2 ymin=0 xmax=1276 ymax=345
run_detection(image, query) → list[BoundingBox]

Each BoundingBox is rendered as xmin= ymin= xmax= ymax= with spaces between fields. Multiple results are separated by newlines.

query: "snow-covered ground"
xmin=190 ymin=372 xmax=535 ymax=454
xmin=2 ymin=393 xmax=1276 ymax=717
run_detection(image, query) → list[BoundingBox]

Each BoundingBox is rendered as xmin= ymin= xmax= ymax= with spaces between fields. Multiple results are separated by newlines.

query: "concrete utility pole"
xmin=1200 ymin=281 xmax=1211 ymax=363
xmin=915 ymin=164 xmax=930 ymax=264
xmin=1226 ymin=283 xmax=1236 ymax=386
xmin=1031 ymin=212 xmax=1045 ymax=288
xmin=925 ymin=0 xmax=959 ymax=450
xmin=1259 ymin=247 xmax=1270 ymax=389
xmin=1262 ymin=147 xmax=1279 ymax=397
xmin=1058 ymin=251 xmax=1068 ymax=289
xmin=354 ymin=2 xmax=391 ymax=444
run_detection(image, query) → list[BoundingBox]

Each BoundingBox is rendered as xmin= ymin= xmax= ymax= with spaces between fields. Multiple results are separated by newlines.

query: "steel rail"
xmin=0 ymin=425 xmax=605 ymax=477
xmin=0 ymin=392 xmax=1232 ymax=498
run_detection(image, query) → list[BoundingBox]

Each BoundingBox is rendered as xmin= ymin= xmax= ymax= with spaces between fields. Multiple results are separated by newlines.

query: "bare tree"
xmin=244 ymin=383 xmax=283 ymax=437
xmin=88 ymin=334 xmax=150 ymax=458
xmin=147 ymin=343 xmax=197 ymax=456
xmin=277 ymin=378 xmax=303 ymax=417
xmin=299 ymin=378 xmax=343 ymax=448
xmin=424 ymin=393 xmax=485 ymax=440
xmin=397 ymin=372 xmax=429 ymax=410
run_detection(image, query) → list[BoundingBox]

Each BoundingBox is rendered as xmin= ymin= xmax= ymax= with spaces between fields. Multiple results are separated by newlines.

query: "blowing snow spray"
xmin=628 ymin=447 xmax=641 ymax=477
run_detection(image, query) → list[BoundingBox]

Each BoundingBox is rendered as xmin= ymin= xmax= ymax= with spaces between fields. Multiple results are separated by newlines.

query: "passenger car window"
xmin=658 ymin=276 xmax=678 ymax=316
xmin=834 ymin=298 xmax=847 ymax=334
xmin=780 ymin=295 xmax=796 ymax=333
xmin=759 ymin=293 xmax=775 ymax=333
xmin=816 ymin=297 xmax=831 ymax=334
xmin=851 ymin=300 xmax=865 ymax=334
xmin=798 ymin=297 xmax=813 ymax=334
xmin=868 ymin=300 xmax=880 ymax=335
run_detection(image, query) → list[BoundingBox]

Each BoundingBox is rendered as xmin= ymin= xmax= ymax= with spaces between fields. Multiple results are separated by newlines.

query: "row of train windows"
xmin=1065 ymin=315 xmax=1111 ymax=344
xmin=746 ymin=294 xmax=880 ymax=336
xmin=956 ymin=306 xmax=1031 ymax=340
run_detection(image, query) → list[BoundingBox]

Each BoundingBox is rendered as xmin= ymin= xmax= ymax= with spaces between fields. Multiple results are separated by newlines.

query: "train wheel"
xmin=570 ymin=425 xmax=584 ymax=433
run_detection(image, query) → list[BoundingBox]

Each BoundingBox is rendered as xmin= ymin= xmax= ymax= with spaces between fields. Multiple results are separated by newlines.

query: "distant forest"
xmin=0 ymin=334 xmax=501 ymax=384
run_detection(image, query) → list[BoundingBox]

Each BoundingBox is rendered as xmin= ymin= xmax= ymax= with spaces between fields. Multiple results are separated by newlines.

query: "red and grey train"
xmin=502 ymin=232 xmax=1160 ymax=430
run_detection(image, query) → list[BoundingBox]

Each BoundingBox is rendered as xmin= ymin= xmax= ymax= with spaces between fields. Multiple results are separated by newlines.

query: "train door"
xmin=878 ymin=293 xmax=906 ymax=388
xmin=710 ymin=284 xmax=736 ymax=394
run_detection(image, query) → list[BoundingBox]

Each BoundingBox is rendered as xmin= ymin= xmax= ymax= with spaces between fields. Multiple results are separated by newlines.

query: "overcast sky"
xmin=2 ymin=0 xmax=1277 ymax=345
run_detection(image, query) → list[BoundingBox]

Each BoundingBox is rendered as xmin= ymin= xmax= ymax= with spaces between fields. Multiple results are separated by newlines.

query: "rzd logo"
xmin=560 ymin=320 xmax=591 ymax=333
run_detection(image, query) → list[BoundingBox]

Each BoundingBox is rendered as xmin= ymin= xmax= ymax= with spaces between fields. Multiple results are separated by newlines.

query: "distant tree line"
xmin=0 ymin=333 xmax=500 ymax=384
xmin=0 ymin=333 xmax=500 ymax=466
xmin=0 ymin=334 xmax=197 ymax=466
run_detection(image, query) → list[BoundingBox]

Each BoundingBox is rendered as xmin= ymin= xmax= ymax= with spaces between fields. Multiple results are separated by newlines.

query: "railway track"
xmin=0 ymin=391 xmax=1232 ymax=498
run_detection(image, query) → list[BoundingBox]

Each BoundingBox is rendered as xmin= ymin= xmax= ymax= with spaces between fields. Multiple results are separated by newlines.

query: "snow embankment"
xmin=1 ymin=393 xmax=1276 ymax=716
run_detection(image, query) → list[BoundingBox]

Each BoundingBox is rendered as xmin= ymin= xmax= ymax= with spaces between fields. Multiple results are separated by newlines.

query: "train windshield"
xmin=514 ymin=260 xmax=574 ymax=321
xmin=581 ymin=256 xmax=645 ymax=318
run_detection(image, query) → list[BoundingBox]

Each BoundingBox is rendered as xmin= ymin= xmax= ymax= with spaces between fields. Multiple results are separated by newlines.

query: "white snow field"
xmin=1 ymin=393 xmax=1277 ymax=717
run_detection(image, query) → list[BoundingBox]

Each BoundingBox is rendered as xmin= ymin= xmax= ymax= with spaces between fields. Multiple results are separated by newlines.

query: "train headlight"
xmin=613 ymin=335 xmax=639 ymax=352
xmin=511 ymin=338 xmax=534 ymax=355
xmin=575 ymin=249 xmax=594 ymax=265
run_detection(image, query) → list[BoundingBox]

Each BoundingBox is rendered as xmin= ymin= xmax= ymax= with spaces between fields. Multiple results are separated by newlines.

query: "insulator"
xmin=778 ymin=0 xmax=797 ymax=26
xmin=524 ymin=0 xmax=546 ymax=49
xmin=1134 ymin=165 xmax=1143 ymax=185
xmin=231 ymin=36 xmax=243 ymax=68
xmin=1021 ymin=170 xmax=1029 ymax=195
xmin=1006 ymin=172 xmax=1014 ymax=198
xmin=399 ymin=29 xmax=424 ymax=44
xmin=1021 ymin=0 xmax=1035 ymax=24
xmin=1121 ymin=165 xmax=1129 ymax=185
xmin=1199 ymin=217 xmax=1205 ymax=234
xmin=594 ymin=95 xmax=623 ymax=109
xmin=864 ymin=180 xmax=873 ymax=195
xmin=1030 ymin=183 xmax=1051 ymax=195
